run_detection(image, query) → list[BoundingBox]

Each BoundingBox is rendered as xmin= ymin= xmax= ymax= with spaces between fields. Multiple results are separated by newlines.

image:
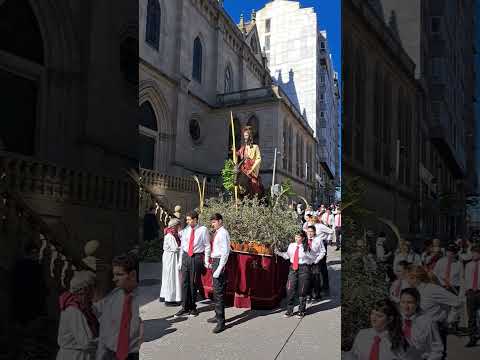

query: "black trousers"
xmin=286 ymin=265 xmax=311 ymax=313
xmin=335 ymin=226 xmax=341 ymax=247
xmin=466 ymin=289 xmax=480 ymax=337
xmin=104 ymin=349 xmax=139 ymax=360
xmin=309 ymin=263 xmax=322 ymax=298
xmin=212 ymin=258 xmax=226 ymax=325
xmin=181 ymin=252 xmax=204 ymax=311
xmin=319 ymin=255 xmax=329 ymax=290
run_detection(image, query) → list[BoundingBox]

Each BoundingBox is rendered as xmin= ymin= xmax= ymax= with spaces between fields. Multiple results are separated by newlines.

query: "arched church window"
xmin=145 ymin=0 xmax=161 ymax=50
xmin=246 ymin=115 xmax=259 ymax=144
xmin=192 ymin=37 xmax=203 ymax=83
xmin=250 ymin=37 xmax=258 ymax=54
xmin=139 ymin=102 xmax=158 ymax=170
xmin=0 ymin=0 xmax=44 ymax=156
xmin=224 ymin=65 xmax=233 ymax=93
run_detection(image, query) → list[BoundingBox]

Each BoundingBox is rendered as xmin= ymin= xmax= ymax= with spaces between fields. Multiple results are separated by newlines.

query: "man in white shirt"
xmin=433 ymin=243 xmax=461 ymax=293
xmin=175 ymin=211 xmax=211 ymax=318
xmin=94 ymin=254 xmax=142 ymax=360
xmin=205 ymin=213 xmax=230 ymax=333
xmin=306 ymin=225 xmax=326 ymax=300
xmin=316 ymin=217 xmax=334 ymax=293
xmin=465 ymin=244 xmax=480 ymax=347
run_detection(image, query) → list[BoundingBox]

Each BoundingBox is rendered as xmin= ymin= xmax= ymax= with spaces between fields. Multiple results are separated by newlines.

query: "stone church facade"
xmin=139 ymin=0 xmax=319 ymax=210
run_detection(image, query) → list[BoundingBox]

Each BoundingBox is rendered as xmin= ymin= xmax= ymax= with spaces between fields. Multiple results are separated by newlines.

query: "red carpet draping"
xmin=200 ymin=250 xmax=290 ymax=309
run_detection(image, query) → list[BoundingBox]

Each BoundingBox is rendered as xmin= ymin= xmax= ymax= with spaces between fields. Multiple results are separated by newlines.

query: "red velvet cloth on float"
xmin=200 ymin=250 xmax=290 ymax=309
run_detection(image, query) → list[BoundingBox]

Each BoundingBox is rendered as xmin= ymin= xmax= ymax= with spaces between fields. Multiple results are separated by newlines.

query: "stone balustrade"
xmin=140 ymin=168 xmax=221 ymax=197
xmin=0 ymin=152 xmax=138 ymax=210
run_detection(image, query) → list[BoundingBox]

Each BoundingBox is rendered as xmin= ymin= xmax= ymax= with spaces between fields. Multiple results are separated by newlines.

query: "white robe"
xmin=160 ymin=233 xmax=182 ymax=302
xmin=56 ymin=306 xmax=97 ymax=360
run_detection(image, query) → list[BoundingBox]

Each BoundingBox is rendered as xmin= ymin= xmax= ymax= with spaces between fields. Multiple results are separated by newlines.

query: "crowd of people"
xmin=56 ymin=255 xmax=142 ymax=360
xmin=158 ymin=203 xmax=341 ymax=329
xmin=345 ymin=234 xmax=480 ymax=359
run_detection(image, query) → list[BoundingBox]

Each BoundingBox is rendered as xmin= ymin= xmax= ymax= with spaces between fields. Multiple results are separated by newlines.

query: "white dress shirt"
xmin=349 ymin=328 xmax=411 ymax=360
xmin=376 ymin=237 xmax=391 ymax=262
xmin=309 ymin=236 xmax=326 ymax=264
xmin=432 ymin=257 xmax=461 ymax=288
xmin=401 ymin=312 xmax=443 ymax=360
xmin=389 ymin=279 xmax=409 ymax=304
xmin=179 ymin=224 xmax=211 ymax=262
xmin=393 ymin=251 xmax=422 ymax=275
xmin=210 ymin=226 xmax=230 ymax=274
xmin=416 ymin=282 xmax=461 ymax=324
xmin=316 ymin=223 xmax=334 ymax=244
xmin=276 ymin=242 xmax=315 ymax=265
xmin=464 ymin=259 xmax=480 ymax=291
xmin=94 ymin=287 xmax=141 ymax=356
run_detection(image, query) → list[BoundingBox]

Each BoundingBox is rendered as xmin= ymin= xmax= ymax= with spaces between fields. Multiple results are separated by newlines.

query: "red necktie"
xmin=445 ymin=258 xmax=453 ymax=286
xmin=188 ymin=226 xmax=195 ymax=257
xmin=369 ymin=335 xmax=381 ymax=360
xmin=403 ymin=319 xmax=412 ymax=339
xmin=292 ymin=246 xmax=300 ymax=271
xmin=473 ymin=260 xmax=479 ymax=291
xmin=116 ymin=292 xmax=133 ymax=360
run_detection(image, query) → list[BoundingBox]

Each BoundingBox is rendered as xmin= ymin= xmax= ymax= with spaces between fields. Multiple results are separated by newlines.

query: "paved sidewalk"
xmin=139 ymin=247 xmax=341 ymax=360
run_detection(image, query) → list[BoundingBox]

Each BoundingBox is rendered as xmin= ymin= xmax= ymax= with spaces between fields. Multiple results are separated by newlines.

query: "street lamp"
xmin=270 ymin=147 xmax=282 ymax=198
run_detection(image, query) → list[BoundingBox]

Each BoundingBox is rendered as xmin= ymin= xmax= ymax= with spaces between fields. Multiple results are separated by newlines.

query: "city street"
xmin=138 ymin=247 xmax=341 ymax=360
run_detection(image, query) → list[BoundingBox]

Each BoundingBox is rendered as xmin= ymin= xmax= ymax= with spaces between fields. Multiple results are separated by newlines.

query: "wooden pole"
xmin=230 ymin=111 xmax=239 ymax=208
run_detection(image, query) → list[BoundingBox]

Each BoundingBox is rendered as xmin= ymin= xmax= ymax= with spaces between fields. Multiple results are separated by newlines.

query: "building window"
xmin=265 ymin=35 xmax=270 ymax=51
xmin=189 ymin=118 xmax=201 ymax=142
xmin=250 ymin=37 xmax=258 ymax=54
xmin=145 ymin=0 xmax=161 ymax=49
xmin=192 ymin=37 xmax=203 ymax=83
xmin=373 ymin=66 xmax=382 ymax=173
xmin=382 ymin=75 xmax=392 ymax=176
xmin=247 ymin=115 xmax=260 ymax=144
xmin=224 ymin=65 xmax=233 ymax=93
xmin=139 ymin=102 xmax=158 ymax=170
xmin=288 ymin=124 xmax=293 ymax=173
xmin=265 ymin=19 xmax=271 ymax=33
xmin=320 ymin=93 xmax=325 ymax=101
xmin=283 ymin=120 xmax=288 ymax=170
xmin=320 ymin=111 xmax=324 ymax=118
xmin=120 ymin=36 xmax=138 ymax=84
xmin=320 ymin=41 xmax=326 ymax=50
xmin=320 ymin=74 xmax=325 ymax=83
xmin=431 ymin=17 xmax=441 ymax=34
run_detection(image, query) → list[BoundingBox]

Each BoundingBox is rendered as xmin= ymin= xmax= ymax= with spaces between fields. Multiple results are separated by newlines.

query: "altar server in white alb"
xmin=205 ymin=213 xmax=230 ymax=334
xmin=398 ymin=287 xmax=443 ymax=360
xmin=160 ymin=218 xmax=182 ymax=305
xmin=56 ymin=271 xmax=98 ymax=360
xmin=275 ymin=231 xmax=314 ymax=318
xmin=175 ymin=211 xmax=211 ymax=318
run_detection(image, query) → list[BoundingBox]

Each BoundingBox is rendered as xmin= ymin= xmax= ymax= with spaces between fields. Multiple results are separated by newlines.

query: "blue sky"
xmin=224 ymin=0 xmax=341 ymax=81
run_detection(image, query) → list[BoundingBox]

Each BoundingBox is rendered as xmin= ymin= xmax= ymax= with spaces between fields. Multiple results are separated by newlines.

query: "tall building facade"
xmin=139 ymin=0 xmax=318 ymax=209
xmin=256 ymin=0 xmax=340 ymax=204
xmin=343 ymin=0 xmax=421 ymax=237
xmin=381 ymin=0 xmax=476 ymax=239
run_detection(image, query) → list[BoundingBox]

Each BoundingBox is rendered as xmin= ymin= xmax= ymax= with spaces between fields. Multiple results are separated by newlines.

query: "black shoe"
xmin=284 ymin=311 xmax=293 ymax=318
xmin=466 ymin=337 xmax=479 ymax=347
xmin=212 ymin=323 xmax=225 ymax=333
xmin=189 ymin=309 xmax=199 ymax=317
xmin=174 ymin=308 xmax=189 ymax=318
xmin=207 ymin=316 xmax=217 ymax=323
xmin=335 ymin=247 xmax=340 ymax=251
xmin=296 ymin=311 xmax=306 ymax=318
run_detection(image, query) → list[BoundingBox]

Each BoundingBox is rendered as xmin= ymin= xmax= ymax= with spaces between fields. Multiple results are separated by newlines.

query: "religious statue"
xmin=234 ymin=126 xmax=265 ymax=199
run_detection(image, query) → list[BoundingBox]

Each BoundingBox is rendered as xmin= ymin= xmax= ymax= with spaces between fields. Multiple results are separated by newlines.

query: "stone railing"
xmin=140 ymin=168 xmax=220 ymax=197
xmin=0 ymin=174 xmax=93 ymax=291
xmin=0 ymin=152 xmax=138 ymax=210
xmin=216 ymin=87 xmax=275 ymax=106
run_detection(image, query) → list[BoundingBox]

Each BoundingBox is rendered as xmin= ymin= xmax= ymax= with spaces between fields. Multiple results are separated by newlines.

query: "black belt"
xmin=290 ymin=264 xmax=310 ymax=268
xmin=186 ymin=252 xmax=204 ymax=256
